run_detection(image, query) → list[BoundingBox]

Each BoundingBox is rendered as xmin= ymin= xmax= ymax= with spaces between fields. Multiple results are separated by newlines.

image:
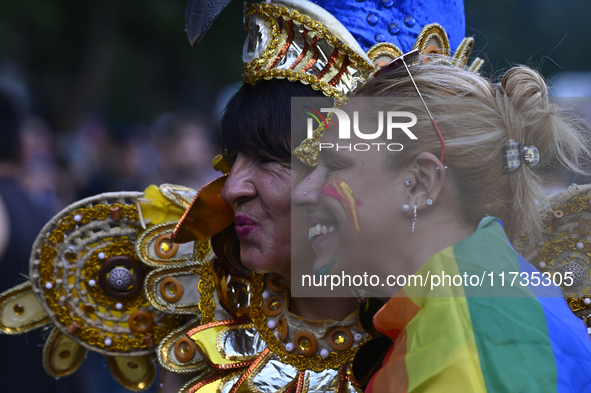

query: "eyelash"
xmin=257 ymin=156 xmax=276 ymax=164
xmin=325 ymin=163 xmax=343 ymax=173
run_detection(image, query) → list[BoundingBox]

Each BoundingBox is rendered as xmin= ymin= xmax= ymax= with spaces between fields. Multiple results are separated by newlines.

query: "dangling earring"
xmin=412 ymin=205 xmax=417 ymax=232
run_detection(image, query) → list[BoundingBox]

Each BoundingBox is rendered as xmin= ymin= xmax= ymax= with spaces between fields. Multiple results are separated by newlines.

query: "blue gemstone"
xmin=388 ymin=22 xmax=400 ymax=35
xmin=366 ymin=13 xmax=378 ymax=26
xmin=404 ymin=15 xmax=416 ymax=27
xmin=375 ymin=33 xmax=385 ymax=43
xmin=382 ymin=0 xmax=394 ymax=8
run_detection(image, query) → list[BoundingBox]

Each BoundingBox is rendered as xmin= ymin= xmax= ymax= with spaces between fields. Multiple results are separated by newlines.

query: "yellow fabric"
xmin=372 ymin=247 xmax=486 ymax=393
xmin=190 ymin=325 xmax=239 ymax=366
xmin=140 ymin=185 xmax=186 ymax=225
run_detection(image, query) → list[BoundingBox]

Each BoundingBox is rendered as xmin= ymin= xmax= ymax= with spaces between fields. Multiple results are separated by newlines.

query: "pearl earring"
xmin=402 ymin=204 xmax=410 ymax=212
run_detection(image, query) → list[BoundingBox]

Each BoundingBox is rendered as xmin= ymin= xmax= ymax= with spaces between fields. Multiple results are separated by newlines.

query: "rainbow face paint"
xmin=322 ymin=177 xmax=362 ymax=232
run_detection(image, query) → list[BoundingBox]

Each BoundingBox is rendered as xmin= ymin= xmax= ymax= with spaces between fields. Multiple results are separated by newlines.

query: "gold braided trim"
xmin=0 ymin=281 xmax=51 ymax=334
xmin=42 ymin=327 xmax=87 ymax=378
xmin=234 ymin=348 xmax=271 ymax=393
xmin=567 ymin=298 xmax=591 ymax=313
xmin=366 ymin=42 xmax=403 ymax=63
xmin=159 ymin=184 xmax=197 ymax=210
xmin=535 ymin=237 xmax=591 ymax=267
xmin=158 ymin=319 xmax=209 ymax=374
xmin=533 ymin=196 xmax=591 ymax=312
xmin=81 ymin=239 xmax=145 ymax=310
xmin=195 ymin=238 xmax=211 ymax=262
xmin=106 ymin=354 xmax=156 ymax=392
xmin=541 ymin=195 xmax=591 ymax=229
xmin=196 ymin=261 xmax=217 ymax=324
xmin=468 ymin=57 xmax=484 ymax=73
xmin=136 ymin=222 xmax=191 ymax=268
xmin=45 ymin=203 xmax=138 ymax=244
xmin=37 ymin=202 xmax=178 ymax=352
xmin=452 ymin=37 xmax=474 ymax=63
xmin=243 ymin=2 xmax=374 ymax=98
xmin=183 ymin=371 xmax=229 ymax=393
xmin=143 ymin=262 xmax=201 ymax=314
xmin=412 ymin=23 xmax=451 ymax=57
xmin=250 ymin=273 xmax=368 ymax=372
xmin=244 ymin=68 xmax=345 ymax=102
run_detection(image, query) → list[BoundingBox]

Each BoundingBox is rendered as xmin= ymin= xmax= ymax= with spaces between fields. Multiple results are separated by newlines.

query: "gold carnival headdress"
xmin=242 ymin=0 xmax=376 ymax=104
xmin=292 ymin=23 xmax=484 ymax=167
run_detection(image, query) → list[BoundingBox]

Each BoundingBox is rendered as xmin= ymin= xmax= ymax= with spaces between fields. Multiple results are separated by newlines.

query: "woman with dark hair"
xmin=161 ymin=1 xmax=483 ymax=392
xmin=0 ymin=1 xmax=484 ymax=392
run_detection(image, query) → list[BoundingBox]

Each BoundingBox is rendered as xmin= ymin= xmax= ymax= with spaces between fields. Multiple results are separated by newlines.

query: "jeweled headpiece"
xmin=179 ymin=0 xmax=483 ymax=242
xmin=242 ymin=0 xmax=376 ymax=103
xmin=268 ymin=0 xmax=484 ymax=166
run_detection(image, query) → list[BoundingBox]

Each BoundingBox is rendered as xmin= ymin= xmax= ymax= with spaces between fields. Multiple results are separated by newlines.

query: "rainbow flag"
xmin=368 ymin=218 xmax=591 ymax=393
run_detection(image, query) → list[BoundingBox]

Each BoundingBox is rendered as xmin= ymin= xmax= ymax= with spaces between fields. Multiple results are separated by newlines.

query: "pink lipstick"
xmin=234 ymin=215 xmax=258 ymax=238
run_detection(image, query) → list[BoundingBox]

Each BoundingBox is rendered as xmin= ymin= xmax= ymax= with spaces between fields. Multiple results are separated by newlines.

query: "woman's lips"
xmin=234 ymin=215 xmax=258 ymax=238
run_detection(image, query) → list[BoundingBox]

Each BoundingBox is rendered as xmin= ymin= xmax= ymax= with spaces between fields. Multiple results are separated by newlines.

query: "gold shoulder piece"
xmin=0 ymin=281 xmax=50 ymax=334
xmin=42 ymin=327 xmax=87 ymax=378
xmin=106 ymin=354 xmax=157 ymax=392
xmin=144 ymin=262 xmax=202 ymax=315
xmin=158 ymin=319 xmax=208 ymax=374
xmin=518 ymin=184 xmax=591 ymax=319
xmin=136 ymin=221 xmax=204 ymax=268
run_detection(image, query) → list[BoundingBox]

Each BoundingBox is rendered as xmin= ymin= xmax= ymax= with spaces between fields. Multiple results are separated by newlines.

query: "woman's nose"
xmin=221 ymin=154 xmax=257 ymax=206
xmin=291 ymin=171 xmax=323 ymax=208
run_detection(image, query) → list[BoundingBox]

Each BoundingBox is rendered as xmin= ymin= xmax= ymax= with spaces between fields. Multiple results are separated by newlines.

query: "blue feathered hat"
xmin=308 ymin=0 xmax=465 ymax=53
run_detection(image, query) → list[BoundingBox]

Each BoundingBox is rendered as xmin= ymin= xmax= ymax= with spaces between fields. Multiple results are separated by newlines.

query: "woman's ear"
xmin=407 ymin=152 xmax=445 ymax=210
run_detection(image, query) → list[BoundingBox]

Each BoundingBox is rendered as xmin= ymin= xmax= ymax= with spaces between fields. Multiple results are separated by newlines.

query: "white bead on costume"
xmin=286 ymin=343 xmax=295 ymax=352
xmin=267 ymin=320 xmax=277 ymax=329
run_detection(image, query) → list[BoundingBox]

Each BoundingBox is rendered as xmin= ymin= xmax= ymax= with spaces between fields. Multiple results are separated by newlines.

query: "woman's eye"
xmin=325 ymin=163 xmax=343 ymax=173
xmin=257 ymin=156 xmax=276 ymax=164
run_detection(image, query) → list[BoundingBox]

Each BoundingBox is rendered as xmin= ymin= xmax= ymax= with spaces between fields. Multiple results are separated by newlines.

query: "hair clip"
xmin=503 ymin=139 xmax=539 ymax=173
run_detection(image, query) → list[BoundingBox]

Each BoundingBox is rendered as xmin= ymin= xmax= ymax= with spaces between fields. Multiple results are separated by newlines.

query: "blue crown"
xmin=308 ymin=0 xmax=465 ymax=53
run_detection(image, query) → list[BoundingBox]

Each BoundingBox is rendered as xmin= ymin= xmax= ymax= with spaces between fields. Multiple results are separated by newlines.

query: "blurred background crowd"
xmin=0 ymin=0 xmax=590 ymax=391
xmin=0 ymin=0 xmax=590 ymax=212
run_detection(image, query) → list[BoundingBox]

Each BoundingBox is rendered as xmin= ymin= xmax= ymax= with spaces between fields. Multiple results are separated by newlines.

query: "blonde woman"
xmin=292 ymin=57 xmax=591 ymax=391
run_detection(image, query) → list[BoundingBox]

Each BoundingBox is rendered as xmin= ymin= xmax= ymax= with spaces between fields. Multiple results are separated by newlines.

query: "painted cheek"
xmin=321 ymin=178 xmax=362 ymax=232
